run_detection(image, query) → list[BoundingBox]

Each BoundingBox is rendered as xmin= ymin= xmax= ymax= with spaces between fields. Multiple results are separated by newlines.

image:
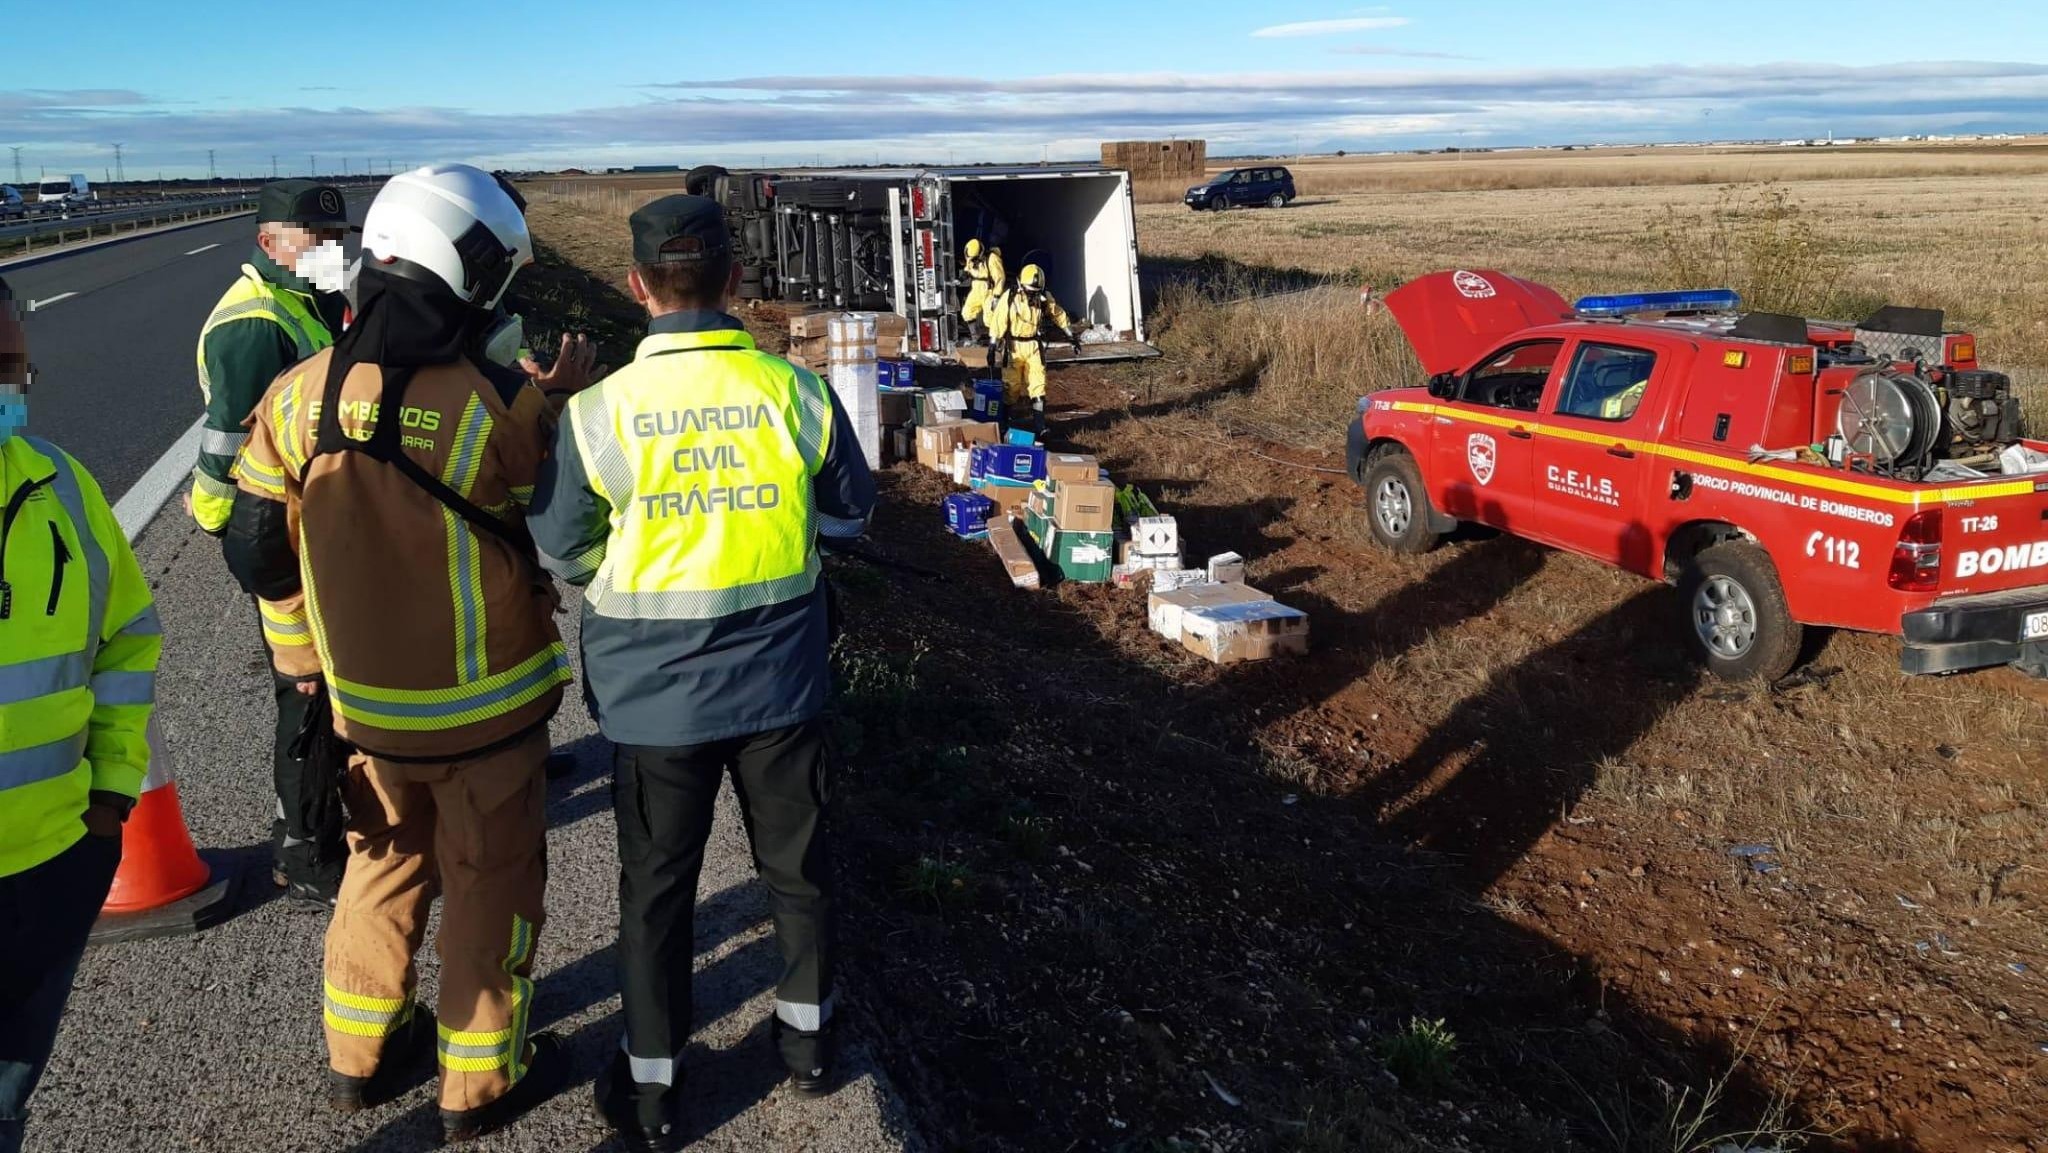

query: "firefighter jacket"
xmin=0 ymin=436 xmax=159 ymax=877
xmin=226 ymin=342 xmax=571 ymax=762
xmin=991 ymin=287 xmax=1072 ymax=347
xmin=190 ymin=250 xmax=345 ymax=534
xmin=964 ymin=248 xmax=1006 ymax=294
xmin=528 ymin=311 xmax=876 ymax=747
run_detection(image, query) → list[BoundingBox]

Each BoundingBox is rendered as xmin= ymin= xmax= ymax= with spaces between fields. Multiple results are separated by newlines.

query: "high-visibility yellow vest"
xmin=563 ymin=328 xmax=833 ymax=620
xmin=189 ymin=266 xmax=334 ymax=532
xmin=0 ymin=436 xmax=159 ymax=877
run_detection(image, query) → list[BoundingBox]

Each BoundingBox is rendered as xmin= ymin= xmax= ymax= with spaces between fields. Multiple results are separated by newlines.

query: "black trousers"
xmin=255 ymin=602 xmax=347 ymax=887
xmin=0 ymin=832 xmax=121 ymax=1153
xmin=612 ymin=719 xmax=832 ymax=1104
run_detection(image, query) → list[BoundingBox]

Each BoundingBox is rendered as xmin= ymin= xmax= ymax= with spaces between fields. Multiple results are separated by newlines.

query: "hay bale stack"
xmin=1099 ymin=140 xmax=1207 ymax=181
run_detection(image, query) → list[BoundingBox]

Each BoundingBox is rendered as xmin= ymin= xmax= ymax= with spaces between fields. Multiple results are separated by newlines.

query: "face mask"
xmin=0 ymin=388 xmax=25 ymax=444
xmin=479 ymin=312 xmax=525 ymax=368
xmin=295 ymin=240 xmax=349 ymax=293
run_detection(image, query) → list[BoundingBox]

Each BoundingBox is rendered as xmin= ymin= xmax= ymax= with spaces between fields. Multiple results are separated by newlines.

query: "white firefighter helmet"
xmin=361 ymin=163 xmax=532 ymax=311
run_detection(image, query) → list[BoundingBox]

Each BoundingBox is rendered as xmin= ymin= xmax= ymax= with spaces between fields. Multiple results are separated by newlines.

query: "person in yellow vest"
xmin=0 ymin=274 xmax=161 ymax=1153
xmin=191 ymin=179 xmax=353 ymax=906
xmin=223 ymin=164 xmax=595 ymax=1144
xmin=529 ymin=195 xmax=875 ymax=1152
xmin=990 ymin=262 xmax=1083 ymax=435
xmin=959 ymin=237 xmax=1005 ymax=345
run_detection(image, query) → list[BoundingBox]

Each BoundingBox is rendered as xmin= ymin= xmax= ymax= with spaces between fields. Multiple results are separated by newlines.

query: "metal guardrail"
xmin=0 ymin=195 xmax=259 ymax=255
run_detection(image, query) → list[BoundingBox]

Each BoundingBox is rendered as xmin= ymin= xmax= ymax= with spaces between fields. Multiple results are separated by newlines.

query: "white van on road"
xmin=36 ymin=175 xmax=93 ymax=210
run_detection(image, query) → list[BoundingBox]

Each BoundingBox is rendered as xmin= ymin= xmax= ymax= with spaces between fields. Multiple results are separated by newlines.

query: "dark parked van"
xmin=1183 ymin=166 xmax=1296 ymax=211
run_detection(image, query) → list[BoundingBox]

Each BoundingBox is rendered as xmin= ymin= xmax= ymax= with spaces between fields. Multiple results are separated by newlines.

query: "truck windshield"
xmin=38 ymin=182 xmax=69 ymax=195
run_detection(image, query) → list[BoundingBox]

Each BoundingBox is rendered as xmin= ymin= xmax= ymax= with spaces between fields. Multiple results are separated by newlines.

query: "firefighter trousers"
xmin=1002 ymin=338 xmax=1047 ymax=405
xmin=255 ymin=603 xmax=346 ymax=889
xmin=612 ymin=720 xmax=832 ymax=1106
xmin=322 ymin=729 xmax=549 ymax=1113
xmin=962 ymin=279 xmax=990 ymax=325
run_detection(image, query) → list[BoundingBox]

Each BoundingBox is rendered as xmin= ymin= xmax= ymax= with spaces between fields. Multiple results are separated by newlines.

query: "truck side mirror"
xmin=1426 ymin=372 xmax=1459 ymax=400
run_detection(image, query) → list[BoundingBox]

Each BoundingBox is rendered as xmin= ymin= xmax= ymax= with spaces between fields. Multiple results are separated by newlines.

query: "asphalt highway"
xmin=13 ymin=220 xmax=917 ymax=1153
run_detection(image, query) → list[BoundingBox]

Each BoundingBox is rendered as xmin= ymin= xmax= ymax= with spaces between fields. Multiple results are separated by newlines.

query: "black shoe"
xmin=788 ymin=1064 xmax=836 ymax=1099
xmin=285 ymin=878 xmax=339 ymax=909
xmin=771 ymin=1017 xmax=836 ymax=1099
xmin=440 ymin=1032 xmax=568 ymax=1145
xmin=328 ymin=1005 xmax=433 ymax=1113
xmin=593 ymin=1058 xmax=687 ymax=1153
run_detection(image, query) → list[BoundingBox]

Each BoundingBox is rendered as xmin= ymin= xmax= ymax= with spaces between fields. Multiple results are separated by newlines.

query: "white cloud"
xmin=1252 ymin=15 xmax=1411 ymax=38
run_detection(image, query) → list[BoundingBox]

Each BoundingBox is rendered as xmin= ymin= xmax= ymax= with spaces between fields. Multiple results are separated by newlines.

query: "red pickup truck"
xmin=1347 ymin=269 xmax=2048 ymax=681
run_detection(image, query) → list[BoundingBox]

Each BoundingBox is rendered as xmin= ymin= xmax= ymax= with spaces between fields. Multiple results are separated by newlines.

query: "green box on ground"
xmin=1047 ymin=527 xmax=1115 ymax=583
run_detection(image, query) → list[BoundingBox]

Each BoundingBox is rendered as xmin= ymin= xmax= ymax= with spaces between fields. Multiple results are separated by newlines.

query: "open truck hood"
xmin=1384 ymin=270 xmax=1572 ymax=376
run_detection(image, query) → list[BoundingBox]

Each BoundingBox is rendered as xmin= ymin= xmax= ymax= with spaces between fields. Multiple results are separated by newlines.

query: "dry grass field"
xmin=518 ymin=157 xmax=2048 ymax=1151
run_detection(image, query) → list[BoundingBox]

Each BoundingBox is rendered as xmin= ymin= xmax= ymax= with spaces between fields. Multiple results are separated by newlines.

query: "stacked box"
xmin=916 ymin=418 xmax=999 ymax=471
xmin=1053 ymin=481 xmax=1116 ymax=533
xmin=1045 ymin=453 xmax=1100 ymax=485
xmin=1207 ymin=552 xmax=1246 ymax=584
xmin=1180 ymin=600 xmax=1310 ymax=664
xmin=969 ymin=444 xmax=1046 ymax=485
xmin=971 ymin=478 xmax=1034 ymax=516
xmin=1148 ymin=582 xmax=1272 ymax=640
xmin=1046 ymin=527 xmax=1115 ymax=583
xmin=878 ymin=359 xmax=916 ymax=388
xmin=827 ymin=359 xmax=881 ymax=470
xmin=787 ymin=310 xmax=910 ymax=364
xmin=969 ymin=379 xmax=1005 ymax=423
xmin=1022 ymin=487 xmax=1056 ymax=548
xmin=943 ymin=492 xmax=995 ymax=539
xmin=914 ymin=387 xmax=968 ymax=426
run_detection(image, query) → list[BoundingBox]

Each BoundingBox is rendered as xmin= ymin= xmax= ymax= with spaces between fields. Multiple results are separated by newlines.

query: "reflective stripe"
xmin=0 ymin=731 xmax=87 ymax=790
xmin=0 ymin=650 xmax=89 ymax=706
xmin=191 ymin=469 xmax=237 ymax=499
xmin=773 ymin=995 xmax=834 ymax=1033
xmin=537 ymin=540 xmax=605 ymax=583
xmin=200 ymin=428 xmax=247 ymax=456
xmin=437 ymin=1021 xmax=514 ymax=1070
xmin=505 ymin=914 xmax=535 ymax=1081
xmin=583 ymin=552 xmax=820 ymax=621
xmin=442 ymin=395 xmax=493 ymax=684
xmin=272 ymin=375 xmax=308 ymax=474
xmin=114 ymin=604 xmax=162 ymax=637
xmin=509 ymin=484 xmax=535 ymax=506
xmin=621 ymin=1036 xmax=685 ymax=1087
xmin=323 ymin=981 xmax=411 ymax=1039
xmin=568 ymin=391 xmax=635 ymax=510
xmin=237 ymin=452 xmax=287 ymax=498
xmin=793 ymin=369 xmax=830 ymax=473
xmin=326 ymin=646 xmax=570 ymax=731
xmin=89 ymin=669 xmax=154 ymax=706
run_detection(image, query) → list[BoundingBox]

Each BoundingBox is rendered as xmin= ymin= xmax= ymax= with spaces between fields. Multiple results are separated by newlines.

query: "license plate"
xmin=2025 ymin=612 xmax=2048 ymax=641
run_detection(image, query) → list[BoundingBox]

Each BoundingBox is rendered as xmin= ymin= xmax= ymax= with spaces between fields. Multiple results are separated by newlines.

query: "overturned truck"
xmin=691 ymin=164 xmax=1159 ymax=364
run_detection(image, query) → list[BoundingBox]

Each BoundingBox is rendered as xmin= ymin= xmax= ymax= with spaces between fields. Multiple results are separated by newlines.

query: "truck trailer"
xmin=696 ymin=164 xmax=1159 ymax=364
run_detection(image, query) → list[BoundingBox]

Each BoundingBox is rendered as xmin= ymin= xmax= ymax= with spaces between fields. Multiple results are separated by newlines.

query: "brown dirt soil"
xmin=518 ymin=204 xmax=2048 ymax=1153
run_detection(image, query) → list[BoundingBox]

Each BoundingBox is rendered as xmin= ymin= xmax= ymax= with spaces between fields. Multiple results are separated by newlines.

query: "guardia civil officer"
xmin=529 ymin=195 xmax=875 ymax=1152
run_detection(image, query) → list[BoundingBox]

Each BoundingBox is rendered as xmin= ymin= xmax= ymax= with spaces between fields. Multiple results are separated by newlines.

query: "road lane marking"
xmin=29 ymin=291 xmax=77 ymax=310
xmin=113 ymin=416 xmax=204 ymax=543
xmin=184 ymin=243 xmax=220 ymax=256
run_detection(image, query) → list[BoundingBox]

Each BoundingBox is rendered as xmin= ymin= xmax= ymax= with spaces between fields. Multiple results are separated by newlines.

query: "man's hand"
xmin=521 ymin=333 xmax=607 ymax=396
xmin=293 ymin=674 xmax=323 ymax=698
xmin=82 ymin=803 xmax=125 ymax=839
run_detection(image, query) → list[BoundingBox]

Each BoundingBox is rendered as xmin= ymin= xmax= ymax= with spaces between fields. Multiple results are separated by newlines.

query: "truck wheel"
xmin=1362 ymin=449 xmax=1441 ymax=555
xmin=1267 ymin=193 xmax=1286 ymax=209
xmin=1677 ymin=541 xmax=1802 ymax=682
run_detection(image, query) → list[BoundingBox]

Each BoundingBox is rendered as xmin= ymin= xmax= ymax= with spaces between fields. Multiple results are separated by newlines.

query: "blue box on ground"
xmin=970 ymin=379 xmax=1004 ymax=422
xmin=969 ymin=443 xmax=1046 ymax=484
xmin=943 ymin=492 xmax=995 ymax=538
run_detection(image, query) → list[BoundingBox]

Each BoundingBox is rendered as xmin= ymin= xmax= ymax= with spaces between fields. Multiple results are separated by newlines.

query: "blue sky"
xmin=6 ymin=0 xmax=2047 ymax=178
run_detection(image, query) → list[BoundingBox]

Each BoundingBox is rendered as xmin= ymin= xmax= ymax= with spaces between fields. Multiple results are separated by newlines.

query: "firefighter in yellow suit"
xmin=988 ymin=263 xmax=1082 ymax=435
xmin=959 ymin=238 xmax=1005 ymax=343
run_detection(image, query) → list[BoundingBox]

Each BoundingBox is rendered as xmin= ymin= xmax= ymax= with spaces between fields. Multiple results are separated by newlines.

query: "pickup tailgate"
xmin=1937 ymin=477 xmax=2048 ymax=596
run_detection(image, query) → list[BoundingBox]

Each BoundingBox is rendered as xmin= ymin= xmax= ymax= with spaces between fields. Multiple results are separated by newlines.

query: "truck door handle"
xmin=1508 ymin=428 xmax=1533 ymax=440
xmin=1607 ymin=445 xmax=1636 ymax=459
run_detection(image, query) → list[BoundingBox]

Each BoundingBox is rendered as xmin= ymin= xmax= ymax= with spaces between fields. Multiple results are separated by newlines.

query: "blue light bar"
xmin=1573 ymin=288 xmax=1741 ymax=317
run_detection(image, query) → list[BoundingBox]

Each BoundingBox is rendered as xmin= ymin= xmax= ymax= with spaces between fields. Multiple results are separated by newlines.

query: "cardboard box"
xmin=988 ymin=519 xmax=1040 ymax=589
xmin=878 ymin=359 xmax=915 ymax=388
xmin=1053 ymin=481 xmax=1116 ymax=533
xmin=914 ymin=388 xmax=968 ymax=426
xmin=1119 ymin=540 xmax=1183 ymax=570
xmin=1131 ymin=515 xmax=1179 ymax=558
xmin=950 ymin=445 xmax=972 ymax=486
xmin=789 ymin=312 xmax=834 ymax=339
xmin=969 ymin=379 xmax=1005 ymax=423
xmin=1147 ymin=582 xmax=1272 ymax=640
xmin=973 ymin=478 xmax=1035 ymax=516
xmin=1023 ymin=506 xmax=1051 ymax=548
xmin=1047 ymin=527 xmax=1115 ymax=584
xmin=889 ymin=426 xmax=911 ymax=465
xmin=1180 ymin=600 xmax=1310 ymax=664
xmin=1151 ymin=568 xmax=1209 ymax=593
xmin=916 ymin=421 xmax=969 ymax=470
xmin=1207 ymin=552 xmax=1246 ymax=584
xmin=970 ymin=444 xmax=1046 ymax=485
xmin=944 ymin=492 xmax=995 ymax=538
xmin=877 ymin=390 xmax=914 ymax=427
xmin=1046 ymin=453 xmax=1100 ymax=485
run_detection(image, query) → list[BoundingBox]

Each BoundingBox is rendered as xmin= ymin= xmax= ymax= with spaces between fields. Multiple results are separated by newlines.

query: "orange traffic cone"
xmin=90 ymin=715 xmax=237 ymax=944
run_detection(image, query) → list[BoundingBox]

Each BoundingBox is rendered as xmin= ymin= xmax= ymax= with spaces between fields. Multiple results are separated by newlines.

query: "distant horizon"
xmin=8 ymin=0 xmax=2046 ymax=179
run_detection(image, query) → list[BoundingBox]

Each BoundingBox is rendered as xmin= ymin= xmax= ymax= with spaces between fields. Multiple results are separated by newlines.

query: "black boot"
xmin=327 ymin=1005 xmax=434 ymax=1112
xmin=773 ymin=1017 xmax=837 ymax=1099
xmin=440 ymin=1032 xmax=568 ymax=1145
xmin=592 ymin=1051 xmax=687 ymax=1153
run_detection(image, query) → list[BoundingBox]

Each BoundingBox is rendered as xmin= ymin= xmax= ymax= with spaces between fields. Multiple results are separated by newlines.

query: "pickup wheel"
xmin=1677 ymin=541 xmax=1803 ymax=682
xmin=1362 ymin=449 xmax=1442 ymax=555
